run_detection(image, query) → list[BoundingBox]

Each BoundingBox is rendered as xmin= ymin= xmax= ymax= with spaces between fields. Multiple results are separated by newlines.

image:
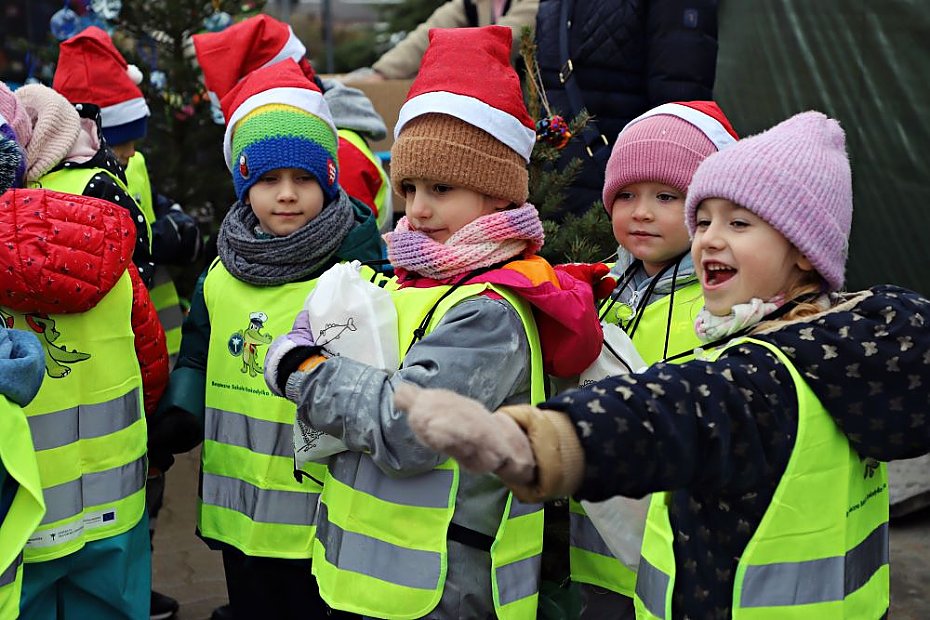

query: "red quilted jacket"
xmin=0 ymin=188 xmax=168 ymax=414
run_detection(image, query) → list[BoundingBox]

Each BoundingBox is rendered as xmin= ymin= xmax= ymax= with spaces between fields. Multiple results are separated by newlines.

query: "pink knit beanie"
xmin=685 ymin=111 xmax=852 ymax=291
xmin=14 ymin=84 xmax=81 ymax=183
xmin=0 ymin=82 xmax=32 ymax=147
xmin=602 ymin=101 xmax=738 ymax=213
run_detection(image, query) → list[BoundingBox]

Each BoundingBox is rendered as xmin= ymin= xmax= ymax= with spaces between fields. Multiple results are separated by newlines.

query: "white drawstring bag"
xmin=577 ymin=321 xmax=652 ymax=571
xmin=293 ymin=261 xmax=399 ymax=467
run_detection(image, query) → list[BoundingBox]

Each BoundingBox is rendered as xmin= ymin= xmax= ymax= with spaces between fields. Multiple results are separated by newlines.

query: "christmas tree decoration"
xmin=149 ymin=69 xmax=167 ymax=91
xmin=50 ymin=6 xmax=82 ymax=41
xmin=535 ymin=114 xmax=571 ymax=149
xmin=203 ymin=11 xmax=233 ymax=32
xmin=90 ymin=0 xmax=122 ymax=20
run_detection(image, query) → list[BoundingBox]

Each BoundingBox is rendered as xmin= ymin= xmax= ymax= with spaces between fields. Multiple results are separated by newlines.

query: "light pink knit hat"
xmin=0 ymin=82 xmax=32 ymax=147
xmin=14 ymin=84 xmax=81 ymax=183
xmin=602 ymin=101 xmax=739 ymax=213
xmin=685 ymin=111 xmax=852 ymax=291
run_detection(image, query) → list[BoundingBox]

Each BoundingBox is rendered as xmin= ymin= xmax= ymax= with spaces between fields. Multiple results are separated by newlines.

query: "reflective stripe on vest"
xmin=4 ymin=272 xmax=146 ymax=562
xmin=635 ymin=338 xmax=889 ymax=619
xmin=0 ymin=394 xmax=45 ymax=613
xmin=32 ymin=166 xmax=152 ymax=253
xmin=570 ymin=280 xmax=703 ymax=596
xmin=313 ymin=281 xmax=544 ymax=619
xmin=200 ymin=261 xmax=325 ymax=559
xmin=338 ymin=129 xmax=393 ymax=232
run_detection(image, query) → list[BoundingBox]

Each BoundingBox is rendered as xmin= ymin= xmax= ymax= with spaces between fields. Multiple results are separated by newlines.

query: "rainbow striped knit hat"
xmin=220 ymin=59 xmax=338 ymax=203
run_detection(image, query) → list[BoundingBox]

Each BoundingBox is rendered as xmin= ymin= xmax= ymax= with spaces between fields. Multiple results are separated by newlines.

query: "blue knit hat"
xmin=220 ymin=60 xmax=339 ymax=204
xmin=0 ymin=112 xmax=25 ymax=192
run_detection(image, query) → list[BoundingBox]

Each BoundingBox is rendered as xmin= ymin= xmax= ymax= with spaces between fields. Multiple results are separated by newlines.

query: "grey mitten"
xmin=394 ymin=382 xmax=536 ymax=485
xmin=263 ymin=310 xmax=319 ymax=397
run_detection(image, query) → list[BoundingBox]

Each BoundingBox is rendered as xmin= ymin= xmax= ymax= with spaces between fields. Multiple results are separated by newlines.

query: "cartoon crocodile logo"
xmin=19 ymin=312 xmax=91 ymax=378
xmin=228 ymin=312 xmax=273 ymax=377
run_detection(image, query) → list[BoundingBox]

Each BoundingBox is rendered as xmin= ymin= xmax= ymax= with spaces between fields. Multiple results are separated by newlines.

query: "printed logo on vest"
xmin=0 ymin=310 xmax=92 ymax=378
xmin=228 ymin=311 xmax=273 ymax=377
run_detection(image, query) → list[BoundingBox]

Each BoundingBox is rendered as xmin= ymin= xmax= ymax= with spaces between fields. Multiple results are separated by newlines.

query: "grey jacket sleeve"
xmin=285 ymin=295 xmax=531 ymax=477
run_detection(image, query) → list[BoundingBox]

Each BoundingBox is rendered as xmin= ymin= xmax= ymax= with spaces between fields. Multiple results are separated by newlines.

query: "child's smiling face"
xmin=610 ymin=181 xmax=691 ymax=276
xmin=691 ymin=198 xmax=813 ymax=316
xmin=401 ymin=178 xmax=509 ymax=244
xmin=247 ymin=167 xmax=324 ymax=237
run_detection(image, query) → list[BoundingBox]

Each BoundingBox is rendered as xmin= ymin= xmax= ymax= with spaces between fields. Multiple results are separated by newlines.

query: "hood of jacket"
xmin=757 ymin=284 xmax=930 ymax=460
xmin=321 ymin=78 xmax=388 ymax=142
xmin=0 ymin=188 xmax=136 ymax=314
xmin=398 ymin=254 xmax=603 ymax=377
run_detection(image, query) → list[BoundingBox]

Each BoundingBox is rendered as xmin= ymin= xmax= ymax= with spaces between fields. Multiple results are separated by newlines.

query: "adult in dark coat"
xmin=536 ymin=0 xmax=718 ymax=216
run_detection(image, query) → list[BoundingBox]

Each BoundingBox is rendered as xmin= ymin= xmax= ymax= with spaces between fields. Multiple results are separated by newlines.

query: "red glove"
xmin=555 ymin=262 xmax=617 ymax=300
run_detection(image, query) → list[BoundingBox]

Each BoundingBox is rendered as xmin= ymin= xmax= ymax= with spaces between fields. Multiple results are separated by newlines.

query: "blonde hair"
xmin=752 ymin=272 xmax=828 ymax=333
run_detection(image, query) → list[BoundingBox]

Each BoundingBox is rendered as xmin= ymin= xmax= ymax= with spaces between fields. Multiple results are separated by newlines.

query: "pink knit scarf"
xmin=384 ymin=203 xmax=545 ymax=279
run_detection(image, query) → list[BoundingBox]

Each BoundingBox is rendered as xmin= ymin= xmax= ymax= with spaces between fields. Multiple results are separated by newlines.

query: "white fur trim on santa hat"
xmin=126 ymin=64 xmax=144 ymax=85
xmin=395 ymin=91 xmax=536 ymax=162
xmin=623 ymin=103 xmax=736 ymax=151
xmin=100 ymin=97 xmax=151 ymax=128
xmin=261 ymin=27 xmax=306 ymax=71
xmin=222 ymin=86 xmax=336 ymax=170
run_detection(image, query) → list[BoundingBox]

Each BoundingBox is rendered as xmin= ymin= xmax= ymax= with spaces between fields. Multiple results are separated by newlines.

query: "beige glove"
xmin=394 ymin=382 xmax=536 ymax=485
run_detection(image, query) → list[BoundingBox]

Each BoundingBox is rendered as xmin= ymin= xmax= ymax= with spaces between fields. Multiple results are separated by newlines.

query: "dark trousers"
xmin=221 ymin=547 xmax=356 ymax=620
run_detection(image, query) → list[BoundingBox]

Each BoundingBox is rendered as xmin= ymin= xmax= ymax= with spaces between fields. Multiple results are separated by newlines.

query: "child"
xmin=0 ymin=128 xmax=168 ymax=616
xmin=151 ymin=59 xmax=383 ymax=620
xmin=3 ymin=79 xmax=156 ymax=287
xmin=52 ymin=28 xmax=202 ymax=618
xmin=0 ymin=119 xmax=46 ymax=619
xmin=265 ymin=25 xmax=602 ymax=619
xmin=193 ymin=13 xmax=394 ymax=232
xmin=398 ymin=111 xmax=930 ymax=618
xmin=571 ymin=101 xmax=738 ymax=617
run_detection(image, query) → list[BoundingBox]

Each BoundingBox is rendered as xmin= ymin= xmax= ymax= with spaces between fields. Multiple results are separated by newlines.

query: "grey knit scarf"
xmin=217 ymin=190 xmax=355 ymax=286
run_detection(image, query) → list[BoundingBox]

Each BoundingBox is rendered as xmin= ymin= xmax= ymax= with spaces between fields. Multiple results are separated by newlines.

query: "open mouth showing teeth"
xmin=705 ymin=263 xmax=736 ymax=285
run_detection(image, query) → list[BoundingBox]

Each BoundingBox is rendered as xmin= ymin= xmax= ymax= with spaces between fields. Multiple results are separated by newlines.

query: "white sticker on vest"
xmin=26 ymin=509 xmax=118 ymax=548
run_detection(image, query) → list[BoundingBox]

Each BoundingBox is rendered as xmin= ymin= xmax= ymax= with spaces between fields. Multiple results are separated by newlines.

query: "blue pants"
xmin=19 ymin=517 xmax=151 ymax=620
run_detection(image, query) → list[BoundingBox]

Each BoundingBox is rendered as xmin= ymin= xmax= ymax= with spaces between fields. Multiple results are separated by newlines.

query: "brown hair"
xmin=751 ymin=271 xmax=828 ymax=333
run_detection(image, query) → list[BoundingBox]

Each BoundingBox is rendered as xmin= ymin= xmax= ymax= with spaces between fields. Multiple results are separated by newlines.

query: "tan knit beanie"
xmin=391 ymin=113 xmax=529 ymax=205
xmin=14 ymin=84 xmax=81 ymax=183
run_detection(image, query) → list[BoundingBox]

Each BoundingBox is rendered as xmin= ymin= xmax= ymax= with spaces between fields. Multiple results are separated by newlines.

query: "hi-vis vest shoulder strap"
xmin=0 ymin=396 xmax=45 ymax=616
xmin=313 ymin=281 xmax=545 ymax=619
xmin=124 ymin=152 xmax=155 ymax=224
xmin=338 ymin=129 xmax=393 ymax=232
xmin=635 ymin=337 xmax=889 ymax=619
xmin=201 ymin=261 xmax=332 ymax=559
xmin=31 ymin=166 xmax=154 ymax=252
xmin=123 ymin=153 xmax=183 ymax=358
xmin=570 ymin=280 xmax=703 ymax=597
xmin=2 ymin=272 xmax=146 ymax=563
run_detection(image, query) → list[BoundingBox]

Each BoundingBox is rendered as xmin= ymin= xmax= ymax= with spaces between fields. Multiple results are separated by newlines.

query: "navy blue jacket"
xmin=537 ymin=0 xmax=719 ymax=216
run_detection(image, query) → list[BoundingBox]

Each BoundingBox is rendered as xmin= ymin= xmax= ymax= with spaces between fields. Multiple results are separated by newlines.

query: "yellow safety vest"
xmin=0 ymin=396 xmax=45 ymax=618
xmin=635 ymin=338 xmax=889 ymax=619
xmin=200 ymin=260 xmax=326 ymax=559
xmin=570 ymin=280 xmax=704 ymax=597
xmin=31 ymin=166 xmax=153 ymax=252
xmin=124 ymin=152 xmax=184 ymax=359
xmin=312 ymin=282 xmax=545 ymax=619
xmin=338 ymin=129 xmax=393 ymax=232
xmin=2 ymin=272 xmax=147 ymax=563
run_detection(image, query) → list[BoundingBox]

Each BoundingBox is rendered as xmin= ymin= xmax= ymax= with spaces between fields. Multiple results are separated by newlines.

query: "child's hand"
xmin=556 ymin=262 xmax=617 ymax=300
xmin=395 ymin=382 xmax=536 ymax=485
xmin=264 ymin=310 xmax=320 ymax=397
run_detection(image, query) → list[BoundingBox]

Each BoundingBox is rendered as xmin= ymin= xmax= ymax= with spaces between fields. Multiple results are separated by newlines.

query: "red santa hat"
xmin=390 ymin=26 xmax=535 ymax=205
xmin=221 ymin=59 xmax=338 ymax=203
xmin=193 ymin=14 xmax=314 ymax=113
xmin=53 ymin=26 xmax=150 ymax=145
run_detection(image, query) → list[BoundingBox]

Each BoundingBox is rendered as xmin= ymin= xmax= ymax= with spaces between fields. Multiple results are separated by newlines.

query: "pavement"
xmin=153 ymin=448 xmax=930 ymax=620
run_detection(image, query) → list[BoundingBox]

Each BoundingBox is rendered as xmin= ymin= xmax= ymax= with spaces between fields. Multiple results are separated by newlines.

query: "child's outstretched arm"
xmin=280 ymin=296 xmax=532 ymax=477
